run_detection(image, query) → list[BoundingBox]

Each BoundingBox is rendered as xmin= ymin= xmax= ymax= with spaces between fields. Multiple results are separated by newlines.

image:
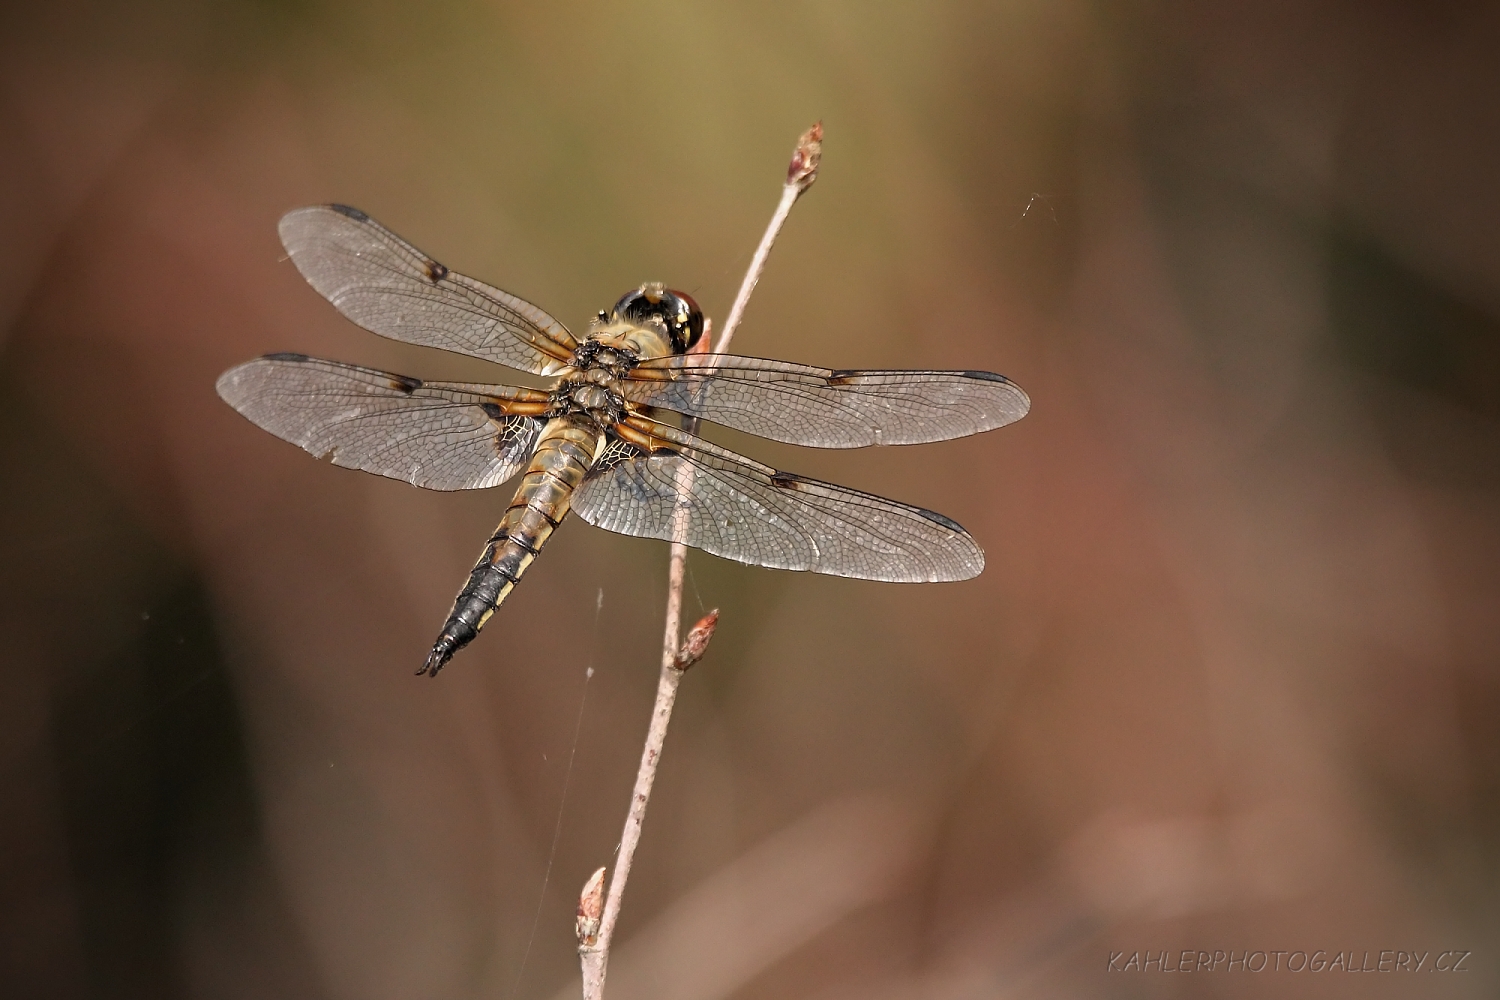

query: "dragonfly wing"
xmin=572 ymin=416 xmax=983 ymax=582
xmin=279 ymin=205 xmax=577 ymax=374
xmin=217 ymin=354 xmax=547 ymax=490
xmin=622 ymin=353 xmax=1029 ymax=448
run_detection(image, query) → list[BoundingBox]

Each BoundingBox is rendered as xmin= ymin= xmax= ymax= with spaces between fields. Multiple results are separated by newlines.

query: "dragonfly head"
xmin=601 ymin=283 xmax=704 ymax=356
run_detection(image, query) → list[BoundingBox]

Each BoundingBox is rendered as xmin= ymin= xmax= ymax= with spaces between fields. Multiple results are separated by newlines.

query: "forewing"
xmin=279 ymin=205 xmax=577 ymax=374
xmin=622 ymin=353 xmax=1030 ymax=448
xmin=217 ymin=354 xmax=546 ymax=490
xmin=572 ymin=418 xmax=983 ymax=582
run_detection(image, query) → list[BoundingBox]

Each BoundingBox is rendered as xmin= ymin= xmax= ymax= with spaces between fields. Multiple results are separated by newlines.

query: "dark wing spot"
xmin=479 ymin=402 xmax=506 ymax=420
xmin=825 ymin=370 xmax=858 ymax=386
xmin=770 ymin=472 xmax=806 ymax=490
xmin=962 ymin=370 xmax=1010 ymax=383
xmin=389 ymin=374 xmax=423 ymax=394
xmin=329 ymin=204 xmax=370 ymax=221
xmin=915 ymin=507 xmax=966 ymax=533
xmin=633 ymin=404 xmax=673 ymax=422
xmin=425 ymin=259 xmax=449 ymax=283
xmin=263 ymin=351 xmax=310 ymax=362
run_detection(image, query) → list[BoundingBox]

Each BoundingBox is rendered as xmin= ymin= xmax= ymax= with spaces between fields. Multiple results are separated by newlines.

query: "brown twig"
xmin=718 ymin=121 xmax=822 ymax=352
xmin=576 ymin=123 xmax=823 ymax=1000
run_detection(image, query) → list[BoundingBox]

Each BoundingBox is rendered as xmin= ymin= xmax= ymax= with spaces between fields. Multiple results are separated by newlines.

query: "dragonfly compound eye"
xmin=612 ymin=283 xmax=705 ymax=354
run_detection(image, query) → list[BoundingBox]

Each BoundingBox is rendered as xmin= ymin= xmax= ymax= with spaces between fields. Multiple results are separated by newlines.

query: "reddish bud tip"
xmin=576 ymin=866 xmax=606 ymax=946
xmin=786 ymin=122 xmax=823 ymax=193
xmin=674 ymin=609 xmax=721 ymax=671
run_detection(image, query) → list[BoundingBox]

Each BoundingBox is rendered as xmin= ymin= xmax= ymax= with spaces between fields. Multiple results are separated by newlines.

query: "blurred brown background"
xmin=2 ymin=1 xmax=1498 ymax=998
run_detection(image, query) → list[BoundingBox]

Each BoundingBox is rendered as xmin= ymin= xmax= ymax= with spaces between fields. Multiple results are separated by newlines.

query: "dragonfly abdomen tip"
xmin=420 ymin=637 xmax=459 ymax=677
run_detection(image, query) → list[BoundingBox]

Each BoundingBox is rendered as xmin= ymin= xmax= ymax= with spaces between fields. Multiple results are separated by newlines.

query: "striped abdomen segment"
xmin=421 ymin=416 xmax=600 ymax=675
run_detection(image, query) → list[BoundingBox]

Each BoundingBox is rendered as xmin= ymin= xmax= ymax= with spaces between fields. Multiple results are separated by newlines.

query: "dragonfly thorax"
xmin=569 ymin=338 xmax=640 ymax=377
xmin=549 ymin=376 xmax=626 ymax=428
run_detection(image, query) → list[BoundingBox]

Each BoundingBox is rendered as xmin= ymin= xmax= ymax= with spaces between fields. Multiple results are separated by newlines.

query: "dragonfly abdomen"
xmin=421 ymin=416 xmax=601 ymax=675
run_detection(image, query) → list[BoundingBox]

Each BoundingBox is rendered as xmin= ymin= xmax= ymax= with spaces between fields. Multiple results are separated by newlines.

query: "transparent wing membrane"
xmin=216 ymin=355 xmax=546 ymax=490
xmin=279 ymin=205 xmax=577 ymax=374
xmin=623 ymin=353 xmax=1030 ymax=447
xmin=573 ymin=417 xmax=983 ymax=582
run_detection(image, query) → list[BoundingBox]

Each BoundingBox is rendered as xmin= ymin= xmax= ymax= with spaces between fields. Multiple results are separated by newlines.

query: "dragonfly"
xmin=218 ymin=205 xmax=1030 ymax=675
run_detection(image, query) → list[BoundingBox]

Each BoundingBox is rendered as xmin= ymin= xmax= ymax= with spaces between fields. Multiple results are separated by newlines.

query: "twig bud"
xmin=786 ymin=122 xmax=823 ymax=194
xmin=576 ymin=866 xmax=606 ymax=947
xmin=674 ymin=609 xmax=720 ymax=671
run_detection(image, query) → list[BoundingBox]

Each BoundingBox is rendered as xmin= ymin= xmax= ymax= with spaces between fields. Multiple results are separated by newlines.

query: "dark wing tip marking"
xmin=826 ymin=370 xmax=857 ymax=385
xmin=262 ymin=352 xmax=310 ymax=362
xmin=424 ymin=260 xmax=449 ymax=283
xmin=328 ymin=204 xmax=370 ymax=221
xmin=962 ymin=370 xmax=1011 ymax=383
xmin=389 ymin=374 xmax=423 ymax=394
xmin=915 ymin=507 xmax=967 ymax=533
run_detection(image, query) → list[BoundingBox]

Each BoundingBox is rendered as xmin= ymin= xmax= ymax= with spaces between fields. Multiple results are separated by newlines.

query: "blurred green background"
xmin=3 ymin=1 xmax=1498 ymax=998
